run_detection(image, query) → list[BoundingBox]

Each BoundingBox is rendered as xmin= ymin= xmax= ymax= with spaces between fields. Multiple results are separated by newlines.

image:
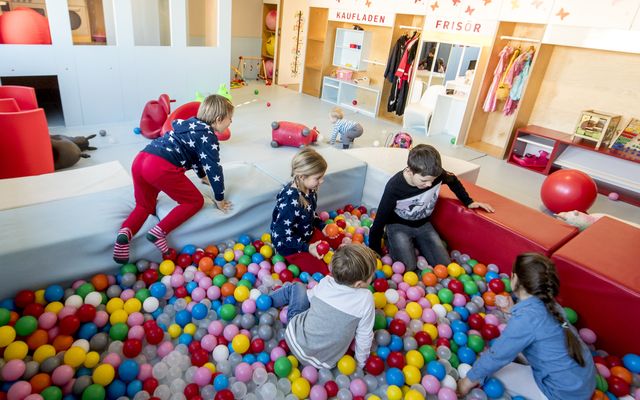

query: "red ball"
xmin=278 ymin=339 xmax=289 ymax=353
xmin=316 ymin=241 xmax=330 ymax=256
xmin=177 ymin=254 xmax=193 ymax=268
xmin=175 ymin=286 xmax=188 ymax=298
xmin=607 ymin=375 xmax=630 ymax=397
xmin=23 ymin=303 xmax=45 ymax=318
xmin=481 ymin=324 xmax=501 ymax=340
xmin=357 ymin=206 xmax=368 ymax=215
xmin=436 ymin=338 xmax=450 ymax=348
xmin=146 ymin=327 xmax=164 ymax=345
xmin=488 ymin=278 xmax=505 ymax=294
xmin=266 ymin=102 xmax=271 ymax=107
xmin=447 ymin=279 xmax=464 ymax=294
xmin=541 ymin=169 xmax=597 ymax=213
xmin=324 ymin=381 xmax=339 ymax=397
xmin=217 ymin=336 xmax=228 ymax=346
xmin=183 ymin=383 xmax=200 ymax=399
xmin=344 ymin=204 xmax=355 ymax=212
xmin=76 ymin=304 xmax=97 ymax=323
xmin=250 ymin=338 xmax=265 ymax=353
xmin=252 ymin=240 xmax=264 ymax=250
xmin=373 ymin=278 xmax=388 ymax=292
xmin=336 ymin=208 xmax=345 ymax=215
xmin=191 ymin=349 xmax=209 ymax=367
xmin=163 ymin=248 xmax=178 ymax=261
xmin=143 ymin=378 xmax=159 ymax=394
xmin=143 ymin=320 xmax=158 ymax=330
xmin=468 ymin=314 xmax=485 ymax=331
xmin=365 ymin=355 xmax=385 ymax=375
xmin=414 ymin=331 xmax=432 ymax=346
xmin=605 ymin=355 xmax=623 ymax=368
xmin=59 ymin=315 xmax=81 ymax=335
xmin=265 ymin=361 xmax=275 ymax=373
xmin=352 ymin=100 xmax=358 ymax=106
xmin=141 ymin=269 xmax=159 ymax=286
xmin=15 ymin=290 xmax=36 ymax=309
xmin=388 ymin=319 xmax=406 ymax=336
xmin=335 ymin=219 xmax=347 ymax=229
xmin=123 ymin=339 xmax=143 ymax=358
xmin=188 ymin=341 xmax=202 ymax=354
xmin=279 ymin=269 xmax=294 ymax=283
xmin=192 ymin=251 xmax=205 ymax=265
xmin=214 ymin=389 xmax=234 ymax=400
xmin=386 ymin=351 xmax=406 ymax=369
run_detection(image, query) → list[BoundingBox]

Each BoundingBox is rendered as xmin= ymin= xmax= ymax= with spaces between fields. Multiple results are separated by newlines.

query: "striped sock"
xmin=113 ymin=227 xmax=132 ymax=264
xmin=146 ymin=225 xmax=169 ymax=254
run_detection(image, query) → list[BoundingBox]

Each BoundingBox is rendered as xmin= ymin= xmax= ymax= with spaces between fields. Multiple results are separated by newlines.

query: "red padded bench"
xmin=432 ymin=179 xmax=579 ymax=274
xmin=551 ymin=217 xmax=640 ymax=355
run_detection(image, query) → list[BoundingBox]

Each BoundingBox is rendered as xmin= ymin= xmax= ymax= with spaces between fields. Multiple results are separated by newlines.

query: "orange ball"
xmin=27 ymin=329 xmax=49 ymax=350
xmin=199 ymin=257 xmax=214 ymax=273
xmin=91 ymin=274 xmax=109 ymax=291
xmin=472 ymin=263 xmax=487 ymax=276
xmin=591 ymin=390 xmax=606 ymax=400
xmin=221 ymin=282 xmax=236 ymax=297
xmin=324 ymin=223 xmax=339 ymax=238
xmin=9 ymin=311 xmax=19 ymax=325
xmin=205 ymin=245 xmax=219 ymax=258
xmin=352 ymin=233 xmax=364 ymax=243
xmin=211 ymin=266 xmax=223 ymax=277
xmin=235 ymin=264 xmax=248 ymax=279
xmin=422 ymin=272 xmax=438 ymax=287
xmin=351 ymin=209 xmax=361 ymax=218
xmin=433 ymin=265 xmax=448 ymax=279
xmin=610 ymin=366 xmax=632 ymax=384
xmin=482 ymin=291 xmax=496 ymax=307
xmin=30 ymin=373 xmax=51 ymax=393
xmin=52 ymin=335 xmax=74 ymax=352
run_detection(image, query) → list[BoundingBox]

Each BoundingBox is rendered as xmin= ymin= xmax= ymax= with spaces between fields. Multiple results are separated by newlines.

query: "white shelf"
xmin=321 ymin=76 xmax=380 ymax=118
xmin=516 ymin=134 xmax=555 ymax=151
xmin=332 ymin=28 xmax=371 ymax=72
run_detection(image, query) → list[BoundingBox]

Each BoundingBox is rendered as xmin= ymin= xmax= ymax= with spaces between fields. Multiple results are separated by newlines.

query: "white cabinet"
xmin=321 ymin=77 xmax=381 ymax=118
xmin=332 ymin=28 xmax=372 ymax=71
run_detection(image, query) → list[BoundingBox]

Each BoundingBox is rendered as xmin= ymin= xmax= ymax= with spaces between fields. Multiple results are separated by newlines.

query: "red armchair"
xmin=0 ymin=108 xmax=54 ymax=179
xmin=0 ymin=98 xmax=20 ymax=112
xmin=0 ymin=85 xmax=39 ymax=110
xmin=161 ymin=101 xmax=230 ymax=141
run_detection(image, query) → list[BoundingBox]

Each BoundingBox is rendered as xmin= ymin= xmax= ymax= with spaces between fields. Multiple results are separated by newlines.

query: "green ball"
xmin=109 ymin=323 xmax=129 ymax=341
xmin=437 ymin=288 xmax=454 ymax=304
xmin=501 ymin=277 xmax=512 ymax=292
xmin=100 ymin=292 xmax=108 ymax=305
xmin=373 ymin=314 xmax=387 ymax=330
xmin=238 ymin=255 xmax=252 ymax=266
xmin=135 ymin=288 xmax=151 ymax=303
xmin=254 ymin=89 xmax=259 ymax=95
xmin=219 ymin=304 xmax=237 ymax=321
xmin=76 ymin=283 xmax=95 ymax=299
xmin=272 ymin=254 xmax=285 ymax=263
xmin=463 ymin=280 xmax=479 ymax=295
xmin=467 ymin=334 xmax=485 ymax=353
xmin=459 ymin=274 xmax=473 ymax=283
xmin=564 ymin=307 xmax=578 ymax=324
xmin=238 ymin=279 xmax=253 ymax=289
xmin=450 ymin=137 xmax=456 ymax=145
xmin=213 ymin=274 xmax=227 ymax=287
xmin=120 ymin=263 xmax=138 ymax=275
xmin=274 ymin=356 xmax=292 ymax=378
xmin=595 ymin=374 xmax=608 ymax=392
xmin=449 ymin=352 xmax=460 ymax=368
xmin=418 ymin=345 xmax=436 ymax=363
xmin=472 ymin=274 xmax=483 ymax=282
xmin=14 ymin=315 xmax=38 ymax=336
xmin=82 ymin=384 xmax=106 ymax=400
xmin=41 ymin=386 xmax=63 ymax=400
xmin=449 ymin=340 xmax=459 ymax=353
xmin=467 ymin=259 xmax=478 ymax=267
xmin=325 ymin=219 xmax=334 ymax=225
xmin=287 ymin=264 xmax=301 ymax=278
xmin=361 ymin=219 xmax=373 ymax=228
xmin=243 ymin=245 xmax=257 ymax=256
xmin=0 ymin=307 xmax=12 ymax=326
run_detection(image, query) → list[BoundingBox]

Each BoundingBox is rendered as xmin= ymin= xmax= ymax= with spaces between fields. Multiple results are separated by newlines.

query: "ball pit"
xmin=0 ymin=204 xmax=638 ymax=400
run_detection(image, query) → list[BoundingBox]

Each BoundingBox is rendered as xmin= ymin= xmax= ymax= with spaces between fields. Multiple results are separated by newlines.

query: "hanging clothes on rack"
xmin=496 ymin=46 xmax=520 ymax=101
xmin=483 ymin=45 xmax=514 ymax=113
xmin=387 ymin=31 xmax=420 ymax=116
xmin=384 ymin=35 xmax=407 ymax=83
xmin=504 ymin=47 xmax=535 ymax=115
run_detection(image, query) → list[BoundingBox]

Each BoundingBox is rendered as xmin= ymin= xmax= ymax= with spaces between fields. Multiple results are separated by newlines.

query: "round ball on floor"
xmin=540 ymin=169 xmax=597 ymax=213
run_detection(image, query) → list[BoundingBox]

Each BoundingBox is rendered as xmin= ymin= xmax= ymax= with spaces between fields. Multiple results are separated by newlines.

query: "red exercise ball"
xmin=0 ymin=8 xmax=52 ymax=44
xmin=540 ymin=169 xmax=597 ymax=213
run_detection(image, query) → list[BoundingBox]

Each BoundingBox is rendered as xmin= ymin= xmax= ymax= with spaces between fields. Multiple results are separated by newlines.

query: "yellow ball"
xmin=346 ymin=226 xmax=356 ymax=234
xmin=271 ymin=273 xmax=280 ymax=281
xmin=376 ymin=258 xmax=382 ymax=269
xmin=109 ymin=309 xmax=128 ymax=325
xmin=64 ymin=346 xmax=86 ymax=368
xmin=92 ymin=363 xmax=115 ymax=386
xmin=84 ymin=351 xmax=100 ymax=368
xmin=426 ymin=293 xmax=440 ymax=306
xmin=184 ymin=296 xmax=192 ymax=304
xmin=381 ymin=265 xmax=393 ymax=277
xmin=373 ymin=292 xmax=387 ymax=309
xmin=403 ymin=365 xmax=422 ymax=385
xmin=234 ymin=286 xmax=250 ymax=302
xmin=337 ymin=355 xmax=356 ymax=375
xmin=368 ymin=396 xmax=382 ymax=400
xmin=334 ymin=215 xmax=345 ymax=221
xmin=405 ymin=302 xmax=422 ymax=319
xmin=203 ymin=362 xmax=216 ymax=374
xmin=184 ymin=323 xmax=197 ymax=336
xmin=287 ymin=367 xmax=301 ymax=381
xmin=403 ymin=271 xmax=419 ymax=286
xmin=4 ymin=340 xmax=28 ymax=361
xmin=35 ymin=289 xmax=46 ymax=304
xmin=323 ymin=251 xmax=333 ymax=265
xmin=106 ymin=298 xmax=124 ymax=314
xmin=443 ymin=303 xmax=453 ymax=312
xmin=423 ymin=323 xmax=438 ymax=340
xmin=168 ymin=324 xmax=182 ymax=338
xmin=291 ymin=377 xmax=311 ymax=399
xmin=287 ymin=355 xmax=299 ymax=369
xmin=405 ymin=389 xmax=426 ymax=400
xmin=383 ymin=303 xmax=398 ymax=318
xmin=233 ymin=243 xmax=245 ymax=251
xmin=231 ymin=334 xmax=250 ymax=354
xmin=33 ymin=344 xmax=56 ymax=363
xmin=260 ymin=245 xmax=273 ymax=259
xmin=447 ymin=262 xmax=463 ymax=278
xmin=0 ymin=325 xmax=16 ymax=347
xmin=159 ymin=260 xmax=176 ymax=276
xmin=261 ymin=233 xmax=271 ymax=243
xmin=406 ymin=350 xmax=425 ymax=369
xmin=223 ymin=249 xmax=235 ymax=262
xmin=123 ymin=298 xmax=142 ymax=314
xmin=387 ymin=385 xmax=403 ymax=400
xmin=45 ymin=301 xmax=64 ymax=314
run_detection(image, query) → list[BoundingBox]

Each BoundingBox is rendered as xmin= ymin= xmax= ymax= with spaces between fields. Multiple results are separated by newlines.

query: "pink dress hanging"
xmin=483 ymin=45 xmax=513 ymax=113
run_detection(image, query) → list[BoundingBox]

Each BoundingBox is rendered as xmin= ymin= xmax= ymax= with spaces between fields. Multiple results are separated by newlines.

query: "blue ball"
xmin=149 ymin=282 xmax=167 ymax=298
xmin=298 ymin=272 xmax=310 ymax=283
xmin=214 ymin=256 xmax=227 ymax=266
xmin=238 ymin=234 xmax=251 ymax=245
xmin=214 ymin=374 xmax=229 ymax=390
xmin=186 ymin=281 xmax=198 ymax=294
xmin=133 ymin=127 xmax=141 ymax=135
xmin=107 ymin=381 xmax=127 ymax=400
xmin=181 ymin=244 xmax=197 ymax=255
xmin=256 ymin=294 xmax=272 ymax=311
xmin=454 ymin=306 xmax=470 ymax=321
xmin=451 ymin=320 xmax=468 ymax=334
xmin=78 ymin=323 xmax=98 ymax=340
xmin=453 ymin=331 xmax=468 ymax=346
xmin=426 ymin=360 xmax=446 ymax=380
xmin=457 ymin=346 xmax=477 ymax=365
xmin=118 ymin=360 xmax=139 ymax=383
xmin=485 ymin=271 xmax=500 ymax=282
xmin=483 ymin=377 xmax=505 ymax=398
xmin=257 ymin=352 xmax=270 ymax=365
xmin=388 ymin=335 xmax=403 ymax=352
xmin=243 ymin=354 xmax=257 ymax=364
xmin=151 ymin=308 xmax=163 ymax=319
xmin=192 ymin=303 xmax=208 ymax=320
xmin=212 ymin=300 xmax=222 ymax=312
xmin=329 ymin=211 xmax=338 ymax=219
xmin=375 ymin=270 xmax=386 ymax=279
xmin=312 ymin=272 xmax=325 ymax=281
xmin=126 ymin=380 xmax=143 ymax=398
xmin=251 ymin=253 xmax=265 ymax=264
xmin=76 ymin=367 xmax=92 ymax=377
xmin=175 ymin=310 xmax=192 ymax=327
xmin=377 ymin=346 xmax=390 ymax=361
xmin=0 ymin=298 xmax=15 ymax=310
xmin=223 ymin=297 xmax=237 ymax=305
xmin=44 ymin=285 xmax=64 ymax=302
xmin=242 ymin=273 xmax=257 ymax=285
xmin=385 ymin=367 xmax=405 ymax=386
xmin=623 ymin=353 xmax=640 ymax=373
xmin=168 ymin=297 xmax=177 ymax=305
xmin=178 ymin=333 xmax=193 ymax=345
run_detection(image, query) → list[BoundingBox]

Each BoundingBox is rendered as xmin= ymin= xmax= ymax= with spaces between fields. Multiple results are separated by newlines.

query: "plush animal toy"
xmin=50 ymin=134 xmax=97 ymax=170
xmin=555 ymin=210 xmax=640 ymax=230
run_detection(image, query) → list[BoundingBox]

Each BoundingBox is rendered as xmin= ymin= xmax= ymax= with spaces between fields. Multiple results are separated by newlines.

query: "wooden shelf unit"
xmin=260 ymin=1 xmax=279 ymax=83
xmin=302 ymin=7 xmax=334 ymax=98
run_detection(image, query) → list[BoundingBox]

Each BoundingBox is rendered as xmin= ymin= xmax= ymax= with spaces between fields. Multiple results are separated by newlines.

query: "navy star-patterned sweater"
xmin=270 ymin=183 xmax=321 ymax=256
xmin=143 ymin=117 xmax=225 ymax=201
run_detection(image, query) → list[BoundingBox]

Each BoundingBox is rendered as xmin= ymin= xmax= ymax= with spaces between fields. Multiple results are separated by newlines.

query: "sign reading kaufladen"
xmin=328 ymin=8 xmax=395 ymax=27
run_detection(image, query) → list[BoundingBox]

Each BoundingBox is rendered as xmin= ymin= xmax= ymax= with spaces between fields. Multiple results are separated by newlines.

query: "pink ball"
xmin=38 ymin=312 xmax=57 ymax=330
xmin=349 ymin=378 xmax=367 ymax=396
xmin=170 ymin=274 xmax=185 ymax=288
xmin=279 ymin=308 xmax=288 ymax=323
xmin=391 ymin=274 xmax=403 ymax=284
xmin=24 ymin=395 xmax=42 ymax=400
xmin=235 ymin=362 xmax=253 ymax=382
xmin=199 ymin=277 xmax=212 ymax=289
xmin=319 ymin=211 xmax=330 ymax=221
xmin=417 ymin=298 xmax=430 ymax=308
xmin=57 ymin=306 xmax=76 ymax=320
xmin=2 ymin=359 xmax=26 ymax=381
xmin=194 ymin=271 xmax=206 ymax=281
xmin=406 ymin=287 xmax=422 ymax=301
xmin=301 ymin=366 xmax=318 ymax=384
xmin=207 ymin=286 xmax=221 ymax=300
xmin=62 ymin=379 xmax=75 ymax=395
xmin=103 ymin=353 xmax=121 ymax=368
xmin=193 ymin=366 xmax=213 ymax=386
xmin=47 ymin=327 xmax=59 ymax=341
xmin=108 ymin=275 xmax=117 ymax=284
xmin=191 ymin=287 xmax=206 ymax=302
xmin=157 ymin=341 xmax=174 ymax=358
xmin=260 ymin=261 xmax=272 ymax=270
xmin=422 ymin=374 xmax=440 ymax=394
xmin=484 ymin=314 xmax=499 ymax=326
xmin=422 ymin=308 xmax=437 ymax=323
xmin=265 ymin=9 xmax=277 ymax=31
xmin=309 ymin=385 xmax=328 ymax=400
xmin=264 ymin=60 xmax=274 ymax=79
xmin=595 ymin=363 xmax=610 ymax=378
xmin=270 ymin=346 xmax=286 ymax=361
xmin=241 ymin=299 xmax=256 ymax=314
xmin=71 ymin=280 xmax=86 ymax=290
xmin=93 ymin=310 xmax=109 ymax=327
xmin=437 ymin=324 xmax=452 ymax=339
xmin=579 ymin=328 xmax=597 ymax=344
xmin=396 ymin=297 xmax=407 ymax=310
xmin=208 ymin=320 xmax=224 ymax=336
xmin=452 ymin=293 xmax=467 ymax=307
xmin=382 ymin=255 xmax=393 ymax=265
xmin=394 ymin=311 xmax=410 ymax=324
xmin=127 ymin=312 xmax=144 ymax=326
xmin=234 ymin=250 xmax=244 ymax=260
xmin=437 ymin=387 xmax=457 ymax=400
xmin=248 ymin=263 xmax=260 ymax=274
xmin=398 ymin=282 xmax=410 ymax=292
xmin=52 ymin=365 xmax=74 ymax=385
xmin=274 ymin=262 xmax=287 ymax=274
xmin=127 ymin=325 xmax=145 ymax=340
xmin=120 ymin=289 xmax=135 ymax=301
xmin=186 ymin=302 xmax=195 ymax=312
xmin=223 ymin=324 xmax=239 ymax=341
xmin=608 ymin=192 xmax=619 ymax=201
xmin=138 ymin=363 xmax=153 ymax=381
xmin=392 ymin=261 xmax=405 ymax=274
xmin=201 ymin=334 xmax=218 ymax=352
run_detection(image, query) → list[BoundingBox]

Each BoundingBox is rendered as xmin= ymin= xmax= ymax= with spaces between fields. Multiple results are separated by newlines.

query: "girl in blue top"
xmin=459 ymin=253 xmax=596 ymax=400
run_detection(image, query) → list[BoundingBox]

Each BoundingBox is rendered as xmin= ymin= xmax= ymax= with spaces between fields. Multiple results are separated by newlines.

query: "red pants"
xmin=121 ymin=152 xmax=204 ymax=236
xmin=284 ymin=229 xmax=344 ymax=276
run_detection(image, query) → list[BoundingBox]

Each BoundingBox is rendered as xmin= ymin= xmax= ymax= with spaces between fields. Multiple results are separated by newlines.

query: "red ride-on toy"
xmin=270 ymin=121 xmax=319 ymax=148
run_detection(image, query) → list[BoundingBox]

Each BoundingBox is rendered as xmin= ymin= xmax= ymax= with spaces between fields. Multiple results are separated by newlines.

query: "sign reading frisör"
xmin=427 ymin=18 xmax=497 ymax=36
xmin=328 ymin=8 xmax=395 ymax=27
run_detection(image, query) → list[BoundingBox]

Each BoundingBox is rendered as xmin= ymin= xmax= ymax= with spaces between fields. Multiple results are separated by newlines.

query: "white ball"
xmin=144 ymin=297 xmax=160 ymax=313
xmin=317 ymin=134 xmax=325 ymax=142
xmin=84 ymin=291 xmax=103 ymax=306
xmin=373 ymin=140 xmax=380 ymax=147
xmin=249 ymin=289 xmax=262 ymax=301
xmin=65 ymin=294 xmax=83 ymax=308
xmin=72 ymin=339 xmax=90 ymax=352
xmin=212 ymin=344 xmax=230 ymax=362
xmin=441 ymin=374 xmax=457 ymax=390
xmin=385 ymin=289 xmax=399 ymax=304
xmin=457 ymin=363 xmax=472 ymax=379
xmin=432 ymin=304 xmax=447 ymax=318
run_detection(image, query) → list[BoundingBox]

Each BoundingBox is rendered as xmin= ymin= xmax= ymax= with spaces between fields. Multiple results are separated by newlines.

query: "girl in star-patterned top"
xmin=270 ymin=148 xmax=342 ymax=275
xmin=113 ymin=95 xmax=233 ymax=263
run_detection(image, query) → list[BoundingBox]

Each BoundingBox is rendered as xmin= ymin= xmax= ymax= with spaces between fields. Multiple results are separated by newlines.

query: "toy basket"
xmin=336 ymin=69 xmax=353 ymax=81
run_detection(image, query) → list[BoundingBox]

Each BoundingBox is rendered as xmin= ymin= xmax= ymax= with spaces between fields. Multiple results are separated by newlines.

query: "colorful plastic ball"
xmin=541 ymin=169 xmax=597 ymax=213
xmin=403 ymin=365 xmax=422 ymax=385
xmin=365 ymin=355 xmax=384 ymax=376
xmin=15 ymin=315 xmax=38 ymax=336
xmin=578 ymin=328 xmax=597 ymax=344
xmin=214 ymin=373 xmax=229 ymax=390
xmin=8 ymin=381 xmax=32 ymax=400
xmin=191 ymin=303 xmax=208 ymax=320
xmin=385 ymin=367 xmax=405 ymax=386
xmin=422 ymin=374 xmax=440 ymax=394
xmin=622 ymin=353 xmax=640 ymax=373
xmin=231 ymin=334 xmax=250 ymax=354
xmin=437 ymin=387 xmax=457 ymax=400
xmin=82 ymin=384 xmax=106 ymax=400
xmin=426 ymin=360 xmax=445 ymax=380
xmin=44 ymin=285 xmax=65 ymax=302
xmin=0 ymin=325 xmax=16 ymax=347
xmin=483 ymin=377 xmax=505 ymax=398
xmin=336 ymin=355 xmax=356 ymax=376
xmin=386 ymin=385 xmax=402 ymax=400
xmin=291 ymin=377 xmax=311 ymax=398
xmin=193 ymin=366 xmax=213 ymax=386
xmin=219 ymin=304 xmax=237 ymax=321
xmin=92 ymin=364 xmax=115 ymax=386
xmin=2 ymin=359 xmax=26 ymax=381
xmin=274 ymin=356 xmax=292 ymax=378
xmin=41 ymin=386 xmax=63 ymax=400
xmin=117 ymin=360 xmax=139 ymax=383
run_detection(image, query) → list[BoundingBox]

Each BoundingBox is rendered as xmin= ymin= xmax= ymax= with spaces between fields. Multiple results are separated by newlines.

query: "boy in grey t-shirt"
xmin=269 ymin=244 xmax=377 ymax=369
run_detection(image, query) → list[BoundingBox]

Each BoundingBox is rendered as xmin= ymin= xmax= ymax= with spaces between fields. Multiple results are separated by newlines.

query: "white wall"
xmin=0 ymin=0 xmax=231 ymax=126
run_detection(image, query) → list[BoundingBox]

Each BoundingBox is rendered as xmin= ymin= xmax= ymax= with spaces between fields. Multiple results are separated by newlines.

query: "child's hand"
xmin=201 ymin=176 xmax=210 ymax=186
xmin=308 ymin=241 xmax=323 ymax=259
xmin=214 ymin=199 xmax=233 ymax=213
xmin=495 ymin=294 xmax=514 ymax=313
xmin=458 ymin=377 xmax=479 ymax=396
xmin=468 ymin=201 xmax=495 ymax=213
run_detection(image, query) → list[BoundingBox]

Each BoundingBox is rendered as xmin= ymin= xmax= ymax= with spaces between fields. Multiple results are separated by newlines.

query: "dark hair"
xmin=407 ymin=144 xmax=443 ymax=176
xmin=513 ymin=253 xmax=586 ymax=367
xmin=331 ymin=244 xmax=377 ymax=286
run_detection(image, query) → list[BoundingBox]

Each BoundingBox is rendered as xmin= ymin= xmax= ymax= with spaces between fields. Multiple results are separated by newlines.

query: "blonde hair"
xmin=291 ymin=147 xmax=327 ymax=207
xmin=331 ymin=244 xmax=377 ymax=286
xmin=197 ymin=94 xmax=234 ymax=126
xmin=330 ymin=107 xmax=344 ymax=120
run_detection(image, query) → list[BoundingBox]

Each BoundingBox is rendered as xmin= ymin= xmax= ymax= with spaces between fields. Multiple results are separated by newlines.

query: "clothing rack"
xmin=500 ymin=35 xmax=540 ymax=44
xmin=363 ymin=59 xmax=385 ymax=66
xmin=399 ymin=25 xmax=423 ymax=31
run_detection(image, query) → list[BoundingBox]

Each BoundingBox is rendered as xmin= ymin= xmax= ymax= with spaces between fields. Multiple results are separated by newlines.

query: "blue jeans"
xmin=386 ymin=222 xmax=450 ymax=270
xmin=269 ymin=282 xmax=310 ymax=322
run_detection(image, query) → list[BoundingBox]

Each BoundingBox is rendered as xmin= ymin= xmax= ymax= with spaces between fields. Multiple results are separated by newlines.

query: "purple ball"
xmin=235 ymin=362 xmax=253 ymax=382
xmin=349 ymin=378 xmax=367 ymax=396
xmin=193 ymin=366 xmax=212 ymax=386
